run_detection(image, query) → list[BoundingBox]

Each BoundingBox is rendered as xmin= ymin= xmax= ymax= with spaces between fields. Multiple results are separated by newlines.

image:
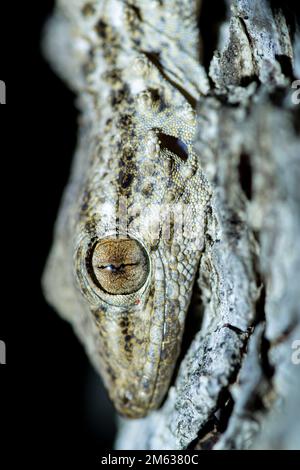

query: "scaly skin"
xmin=43 ymin=0 xmax=211 ymax=418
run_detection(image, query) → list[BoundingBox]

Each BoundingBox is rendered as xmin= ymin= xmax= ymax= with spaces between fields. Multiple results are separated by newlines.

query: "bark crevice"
xmin=116 ymin=0 xmax=300 ymax=450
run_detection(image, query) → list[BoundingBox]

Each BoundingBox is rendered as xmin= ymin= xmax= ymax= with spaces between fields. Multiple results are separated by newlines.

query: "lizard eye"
xmin=91 ymin=238 xmax=150 ymax=295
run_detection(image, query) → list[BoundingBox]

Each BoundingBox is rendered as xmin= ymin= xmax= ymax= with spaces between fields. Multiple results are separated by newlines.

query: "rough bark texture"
xmin=116 ymin=0 xmax=300 ymax=450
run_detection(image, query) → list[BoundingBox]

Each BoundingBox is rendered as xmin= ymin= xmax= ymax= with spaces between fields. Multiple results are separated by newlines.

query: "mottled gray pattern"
xmin=43 ymin=0 xmax=300 ymax=449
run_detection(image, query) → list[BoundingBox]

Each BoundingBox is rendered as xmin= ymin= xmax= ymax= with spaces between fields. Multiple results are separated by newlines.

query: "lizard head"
xmin=72 ymin=102 xmax=210 ymax=417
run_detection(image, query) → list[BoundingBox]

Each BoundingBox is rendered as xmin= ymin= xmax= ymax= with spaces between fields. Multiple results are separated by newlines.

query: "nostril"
xmin=119 ymin=390 xmax=133 ymax=405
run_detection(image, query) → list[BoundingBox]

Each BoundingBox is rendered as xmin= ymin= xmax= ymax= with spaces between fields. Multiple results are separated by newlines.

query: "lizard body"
xmin=43 ymin=0 xmax=211 ymax=418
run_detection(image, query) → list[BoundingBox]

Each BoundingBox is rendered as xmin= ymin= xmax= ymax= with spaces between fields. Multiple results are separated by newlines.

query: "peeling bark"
xmin=116 ymin=0 xmax=300 ymax=450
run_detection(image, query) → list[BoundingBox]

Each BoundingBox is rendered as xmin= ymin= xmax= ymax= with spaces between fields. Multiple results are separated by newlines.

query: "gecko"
xmin=43 ymin=0 xmax=211 ymax=418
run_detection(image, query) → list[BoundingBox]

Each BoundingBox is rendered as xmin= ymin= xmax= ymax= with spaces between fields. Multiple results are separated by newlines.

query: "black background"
xmin=0 ymin=2 xmax=116 ymax=464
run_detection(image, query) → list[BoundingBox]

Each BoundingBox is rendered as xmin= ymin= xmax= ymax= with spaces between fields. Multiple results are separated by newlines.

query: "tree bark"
xmin=116 ymin=0 xmax=300 ymax=450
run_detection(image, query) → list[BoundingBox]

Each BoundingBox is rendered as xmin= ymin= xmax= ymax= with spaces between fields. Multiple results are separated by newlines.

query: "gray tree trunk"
xmin=116 ymin=0 xmax=300 ymax=450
